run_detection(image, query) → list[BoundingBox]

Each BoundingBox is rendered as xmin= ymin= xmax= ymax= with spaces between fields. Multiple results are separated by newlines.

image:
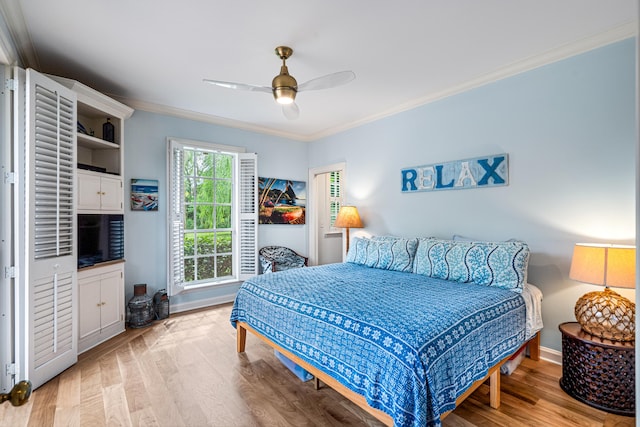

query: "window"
xmin=168 ymin=138 xmax=257 ymax=295
xmin=328 ymin=171 xmax=343 ymax=231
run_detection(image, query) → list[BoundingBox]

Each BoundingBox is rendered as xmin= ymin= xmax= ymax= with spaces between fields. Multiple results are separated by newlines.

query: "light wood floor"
xmin=1 ymin=303 xmax=635 ymax=427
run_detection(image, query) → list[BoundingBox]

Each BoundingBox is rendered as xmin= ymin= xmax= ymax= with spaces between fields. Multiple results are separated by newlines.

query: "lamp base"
xmin=574 ymin=288 xmax=635 ymax=342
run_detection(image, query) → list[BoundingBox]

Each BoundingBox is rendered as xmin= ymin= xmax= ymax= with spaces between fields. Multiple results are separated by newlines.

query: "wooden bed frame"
xmin=236 ymin=321 xmax=540 ymax=425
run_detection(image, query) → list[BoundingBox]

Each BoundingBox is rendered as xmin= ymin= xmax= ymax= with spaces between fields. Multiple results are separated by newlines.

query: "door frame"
xmin=307 ymin=162 xmax=345 ymax=266
xmin=0 ymin=64 xmax=13 ymax=392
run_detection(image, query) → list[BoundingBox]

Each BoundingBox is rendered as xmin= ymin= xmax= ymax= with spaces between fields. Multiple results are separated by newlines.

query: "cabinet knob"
xmin=96 ymin=303 xmax=102 ymax=307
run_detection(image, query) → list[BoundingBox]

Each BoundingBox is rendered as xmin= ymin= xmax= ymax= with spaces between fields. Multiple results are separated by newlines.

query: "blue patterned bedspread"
xmin=230 ymin=263 xmax=526 ymax=427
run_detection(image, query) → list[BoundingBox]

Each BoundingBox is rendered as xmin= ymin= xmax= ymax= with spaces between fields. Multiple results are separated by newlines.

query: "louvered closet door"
xmin=26 ymin=69 xmax=77 ymax=389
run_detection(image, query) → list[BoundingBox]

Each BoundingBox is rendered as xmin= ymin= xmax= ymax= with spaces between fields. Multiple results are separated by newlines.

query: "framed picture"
xmin=131 ymin=179 xmax=158 ymax=211
xmin=258 ymin=177 xmax=306 ymax=224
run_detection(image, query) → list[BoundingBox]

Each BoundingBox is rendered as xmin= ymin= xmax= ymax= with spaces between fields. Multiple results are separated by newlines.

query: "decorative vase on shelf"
xmin=103 ymin=118 xmax=115 ymax=143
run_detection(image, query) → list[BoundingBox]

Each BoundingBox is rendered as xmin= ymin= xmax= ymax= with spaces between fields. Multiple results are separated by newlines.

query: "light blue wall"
xmin=309 ymin=38 xmax=636 ymax=352
xmin=124 ymin=39 xmax=635 ymax=352
xmin=123 ymin=112 xmax=308 ymax=310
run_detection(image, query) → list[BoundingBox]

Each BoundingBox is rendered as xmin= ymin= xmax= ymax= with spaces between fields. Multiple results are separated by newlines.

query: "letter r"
xmin=401 ymin=169 xmax=418 ymax=191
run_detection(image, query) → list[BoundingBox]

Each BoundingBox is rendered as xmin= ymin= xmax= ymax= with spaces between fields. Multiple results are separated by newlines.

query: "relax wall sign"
xmin=401 ymin=154 xmax=508 ymax=193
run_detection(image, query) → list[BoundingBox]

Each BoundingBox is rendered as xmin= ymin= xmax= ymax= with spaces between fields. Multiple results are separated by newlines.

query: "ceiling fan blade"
xmin=203 ymin=79 xmax=272 ymax=93
xmin=282 ymin=102 xmax=300 ymax=120
xmin=297 ymin=71 xmax=355 ymax=92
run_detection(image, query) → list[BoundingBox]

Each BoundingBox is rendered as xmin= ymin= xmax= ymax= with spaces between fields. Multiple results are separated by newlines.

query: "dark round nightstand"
xmin=559 ymin=322 xmax=635 ymax=416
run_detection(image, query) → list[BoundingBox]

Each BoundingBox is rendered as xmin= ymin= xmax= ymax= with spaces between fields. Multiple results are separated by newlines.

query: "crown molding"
xmin=0 ymin=6 xmax=16 ymax=65
xmin=115 ymin=96 xmax=310 ymax=142
xmin=0 ymin=0 xmax=39 ymax=68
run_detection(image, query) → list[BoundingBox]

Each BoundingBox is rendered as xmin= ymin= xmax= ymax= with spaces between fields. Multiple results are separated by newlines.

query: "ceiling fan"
xmin=203 ymin=46 xmax=355 ymax=120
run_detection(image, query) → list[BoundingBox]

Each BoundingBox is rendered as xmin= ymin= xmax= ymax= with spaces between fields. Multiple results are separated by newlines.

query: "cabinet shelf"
xmin=50 ymin=74 xmax=133 ymax=176
xmin=78 ymin=133 xmax=120 ymax=150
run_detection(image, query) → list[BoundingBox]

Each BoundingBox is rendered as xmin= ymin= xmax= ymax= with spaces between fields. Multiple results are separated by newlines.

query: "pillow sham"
xmin=413 ymin=238 xmax=530 ymax=293
xmin=346 ymin=237 xmax=418 ymax=272
xmin=371 ymin=235 xmax=403 ymax=241
xmin=452 ymin=234 xmax=521 ymax=243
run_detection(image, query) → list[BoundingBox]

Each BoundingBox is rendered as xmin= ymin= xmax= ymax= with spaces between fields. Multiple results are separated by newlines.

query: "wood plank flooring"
xmin=1 ymin=303 xmax=634 ymax=427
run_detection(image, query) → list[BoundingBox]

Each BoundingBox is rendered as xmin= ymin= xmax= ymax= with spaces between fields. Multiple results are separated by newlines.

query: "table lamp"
xmin=333 ymin=206 xmax=363 ymax=253
xmin=569 ymin=243 xmax=636 ymax=341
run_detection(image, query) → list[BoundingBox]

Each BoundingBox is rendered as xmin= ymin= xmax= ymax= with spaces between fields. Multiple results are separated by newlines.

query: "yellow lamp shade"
xmin=333 ymin=206 xmax=363 ymax=229
xmin=334 ymin=206 xmax=364 ymax=254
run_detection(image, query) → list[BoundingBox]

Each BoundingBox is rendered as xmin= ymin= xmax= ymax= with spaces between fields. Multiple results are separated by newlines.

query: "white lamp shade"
xmin=569 ymin=243 xmax=635 ymax=289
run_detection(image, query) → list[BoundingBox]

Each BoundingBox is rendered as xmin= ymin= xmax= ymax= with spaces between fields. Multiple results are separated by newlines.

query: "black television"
xmin=78 ymin=214 xmax=124 ymax=268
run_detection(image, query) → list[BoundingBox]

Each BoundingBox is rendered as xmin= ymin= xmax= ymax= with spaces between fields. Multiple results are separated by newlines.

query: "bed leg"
xmin=528 ymin=332 xmax=541 ymax=361
xmin=237 ymin=324 xmax=247 ymax=353
xmin=489 ymin=369 xmax=500 ymax=409
xmin=314 ymin=377 xmax=320 ymax=390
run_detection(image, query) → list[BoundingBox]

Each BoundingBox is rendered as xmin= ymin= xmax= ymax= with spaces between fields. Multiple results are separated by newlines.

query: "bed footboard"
xmin=237 ymin=323 xmax=247 ymax=353
xmin=528 ymin=331 xmax=541 ymax=361
xmin=236 ymin=323 xmax=540 ymax=424
xmin=236 ymin=321 xmax=394 ymax=426
xmin=235 ymin=321 xmax=524 ymax=425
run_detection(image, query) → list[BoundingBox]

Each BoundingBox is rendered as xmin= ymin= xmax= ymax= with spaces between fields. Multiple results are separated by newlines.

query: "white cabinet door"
xmin=77 ymin=263 xmax=125 ymax=353
xmin=99 ymin=176 xmax=123 ymax=211
xmin=77 ymin=170 xmax=123 ymax=213
xmin=78 ymin=277 xmax=101 ymax=340
xmin=99 ymin=270 xmax=123 ymax=330
xmin=77 ymin=172 xmax=102 ymax=211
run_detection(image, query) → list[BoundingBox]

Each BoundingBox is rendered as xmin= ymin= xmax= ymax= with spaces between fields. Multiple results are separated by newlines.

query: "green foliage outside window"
xmin=182 ymin=149 xmax=233 ymax=283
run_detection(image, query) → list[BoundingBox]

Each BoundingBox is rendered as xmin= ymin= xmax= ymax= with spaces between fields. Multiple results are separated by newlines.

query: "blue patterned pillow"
xmin=413 ymin=238 xmax=529 ymax=292
xmin=345 ymin=237 xmax=369 ymax=264
xmin=346 ymin=237 xmax=418 ymax=272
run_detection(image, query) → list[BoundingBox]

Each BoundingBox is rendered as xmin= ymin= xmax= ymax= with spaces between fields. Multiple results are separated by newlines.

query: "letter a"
xmin=455 ymin=161 xmax=477 ymax=187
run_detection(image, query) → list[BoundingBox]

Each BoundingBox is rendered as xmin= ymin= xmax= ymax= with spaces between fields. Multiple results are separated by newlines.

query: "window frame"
xmin=167 ymin=137 xmax=257 ymax=296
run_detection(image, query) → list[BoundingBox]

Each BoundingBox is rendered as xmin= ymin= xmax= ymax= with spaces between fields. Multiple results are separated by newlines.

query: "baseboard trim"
xmin=540 ymin=346 xmax=562 ymax=365
xmin=170 ymin=293 xmax=236 ymax=314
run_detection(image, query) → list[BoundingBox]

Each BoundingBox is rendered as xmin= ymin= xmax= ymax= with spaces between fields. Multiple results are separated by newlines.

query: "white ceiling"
xmin=2 ymin=1 xmax=637 ymax=141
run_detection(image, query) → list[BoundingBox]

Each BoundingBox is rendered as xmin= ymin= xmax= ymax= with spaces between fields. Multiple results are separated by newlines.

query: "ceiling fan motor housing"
xmin=272 ymin=65 xmax=297 ymax=104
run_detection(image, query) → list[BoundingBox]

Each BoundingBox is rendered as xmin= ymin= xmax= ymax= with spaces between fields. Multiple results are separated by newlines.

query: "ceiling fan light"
xmin=274 ymin=87 xmax=296 ymax=104
xmin=272 ymin=67 xmax=297 ymax=105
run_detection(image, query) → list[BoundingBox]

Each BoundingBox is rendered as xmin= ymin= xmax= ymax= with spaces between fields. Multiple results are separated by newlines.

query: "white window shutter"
xmin=329 ymin=170 xmax=342 ymax=230
xmin=238 ymin=152 xmax=258 ymax=280
xmin=168 ymin=143 xmax=185 ymax=296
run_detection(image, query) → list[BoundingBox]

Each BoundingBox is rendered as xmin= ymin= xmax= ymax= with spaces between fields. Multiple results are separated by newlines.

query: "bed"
xmin=230 ymin=237 xmax=542 ymax=427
